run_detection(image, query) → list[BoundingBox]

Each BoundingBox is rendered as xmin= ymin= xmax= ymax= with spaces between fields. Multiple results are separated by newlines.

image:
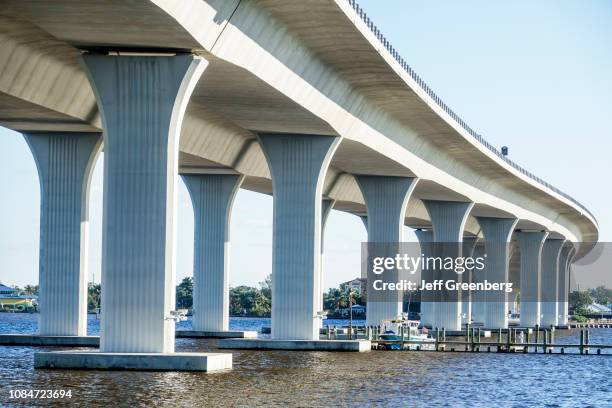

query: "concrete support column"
xmin=461 ymin=236 xmax=479 ymax=325
xmin=423 ymin=200 xmax=474 ymax=331
xmin=181 ymin=174 xmax=243 ymax=332
xmin=558 ymin=245 xmax=575 ymax=326
xmin=318 ymin=198 xmax=335 ymax=327
xmin=258 ymin=134 xmax=339 ymax=340
xmin=470 ymin=241 xmax=487 ymax=324
xmin=356 ymin=176 xmax=417 ymax=326
xmin=516 ymin=231 xmax=549 ymax=327
xmin=24 ymin=132 xmax=101 ymax=336
xmin=476 ymin=217 xmax=518 ymax=329
xmin=540 ymin=239 xmax=565 ymax=327
xmin=415 ymin=229 xmax=434 ymax=327
xmin=81 ymin=54 xmax=206 ymax=353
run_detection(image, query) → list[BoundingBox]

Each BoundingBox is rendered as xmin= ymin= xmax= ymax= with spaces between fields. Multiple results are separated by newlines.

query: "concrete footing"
xmin=34 ymin=351 xmax=232 ymax=371
xmin=0 ymin=334 xmax=99 ymax=347
xmin=262 ymin=326 xmax=351 ymax=335
xmin=175 ymin=330 xmax=257 ymax=339
xmin=218 ymin=338 xmax=371 ymax=352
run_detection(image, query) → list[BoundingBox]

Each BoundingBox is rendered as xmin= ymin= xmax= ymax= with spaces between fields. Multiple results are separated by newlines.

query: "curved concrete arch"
xmin=0 ymin=0 xmax=597 ymax=256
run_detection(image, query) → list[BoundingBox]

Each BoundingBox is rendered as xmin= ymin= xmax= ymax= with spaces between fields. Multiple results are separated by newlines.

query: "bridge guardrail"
xmin=347 ymin=0 xmax=596 ymax=223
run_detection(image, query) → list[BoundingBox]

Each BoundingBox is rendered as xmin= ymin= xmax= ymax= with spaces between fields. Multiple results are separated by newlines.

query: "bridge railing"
xmin=346 ymin=0 xmax=596 ymax=222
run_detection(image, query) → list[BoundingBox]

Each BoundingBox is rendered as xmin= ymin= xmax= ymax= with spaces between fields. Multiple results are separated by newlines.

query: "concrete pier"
xmin=30 ymin=53 xmax=234 ymax=371
xmin=23 ymin=132 xmax=101 ymax=336
xmin=476 ymin=217 xmax=518 ymax=329
xmin=516 ymin=231 xmax=548 ymax=327
xmin=423 ymin=200 xmax=474 ymax=331
xmin=83 ymin=54 xmax=207 ymax=354
xmin=258 ymin=133 xmax=339 ymax=340
xmin=34 ymin=351 xmax=232 ymax=372
xmin=0 ymin=334 xmax=99 ymax=347
xmin=218 ymin=339 xmax=371 ymax=352
xmin=415 ymin=229 xmax=434 ymax=328
xmin=461 ymin=236 xmax=480 ymax=325
xmin=182 ymin=173 xmax=243 ymax=332
xmin=318 ymin=198 xmax=335 ymax=327
xmin=356 ymin=176 xmax=417 ymax=326
xmin=175 ymin=330 xmax=257 ymax=339
xmin=471 ymin=241 xmax=487 ymax=325
xmin=540 ymin=239 xmax=565 ymax=327
xmin=558 ymin=245 xmax=576 ymax=326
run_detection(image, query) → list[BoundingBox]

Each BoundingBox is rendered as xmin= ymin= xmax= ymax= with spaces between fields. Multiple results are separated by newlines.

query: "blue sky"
xmin=0 ymin=0 xmax=610 ymax=290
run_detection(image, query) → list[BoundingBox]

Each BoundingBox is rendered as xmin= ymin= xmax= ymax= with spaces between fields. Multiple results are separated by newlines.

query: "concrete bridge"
xmin=0 ymin=0 xmax=597 ymax=369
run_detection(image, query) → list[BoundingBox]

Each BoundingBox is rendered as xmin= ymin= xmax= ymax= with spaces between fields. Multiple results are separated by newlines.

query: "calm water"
xmin=1 ymin=314 xmax=611 ymax=407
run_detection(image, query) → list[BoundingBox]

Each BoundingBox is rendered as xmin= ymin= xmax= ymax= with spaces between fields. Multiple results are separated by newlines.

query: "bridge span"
xmin=0 ymin=0 xmax=597 ymax=369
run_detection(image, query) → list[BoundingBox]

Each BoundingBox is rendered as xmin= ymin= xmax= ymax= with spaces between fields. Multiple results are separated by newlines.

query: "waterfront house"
xmin=0 ymin=283 xmax=37 ymax=311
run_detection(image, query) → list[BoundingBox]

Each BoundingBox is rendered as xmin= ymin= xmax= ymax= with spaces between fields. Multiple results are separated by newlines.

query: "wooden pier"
xmin=321 ymin=324 xmax=611 ymax=355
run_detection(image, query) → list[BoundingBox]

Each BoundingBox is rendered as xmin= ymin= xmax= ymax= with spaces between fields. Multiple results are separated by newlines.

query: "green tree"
xmin=229 ymin=285 xmax=271 ymax=317
xmin=87 ymin=283 xmax=101 ymax=312
xmin=569 ymin=290 xmax=592 ymax=313
xmin=260 ymin=274 xmax=272 ymax=305
xmin=176 ymin=277 xmax=193 ymax=309
xmin=588 ymin=286 xmax=612 ymax=306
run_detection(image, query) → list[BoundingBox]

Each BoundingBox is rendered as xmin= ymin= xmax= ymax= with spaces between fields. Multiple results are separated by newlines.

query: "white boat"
xmin=379 ymin=318 xmax=436 ymax=350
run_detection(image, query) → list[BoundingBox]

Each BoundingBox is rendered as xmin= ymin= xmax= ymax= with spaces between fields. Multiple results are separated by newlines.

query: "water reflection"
xmin=1 ymin=314 xmax=611 ymax=407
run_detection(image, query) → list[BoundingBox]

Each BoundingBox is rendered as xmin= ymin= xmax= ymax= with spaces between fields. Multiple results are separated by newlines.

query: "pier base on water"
xmin=261 ymin=326 xmax=351 ymax=335
xmin=175 ymin=330 xmax=257 ymax=339
xmin=34 ymin=351 xmax=232 ymax=372
xmin=0 ymin=334 xmax=99 ymax=347
xmin=218 ymin=339 xmax=370 ymax=352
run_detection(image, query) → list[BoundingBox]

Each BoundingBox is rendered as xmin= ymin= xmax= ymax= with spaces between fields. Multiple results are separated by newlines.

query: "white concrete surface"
xmin=175 ymin=330 xmax=257 ymax=339
xmin=540 ymin=239 xmax=565 ymax=327
xmin=258 ymin=133 xmax=339 ymax=340
xmin=318 ymin=198 xmax=335 ymax=328
xmin=182 ymin=173 xmax=243 ymax=332
xmin=356 ymin=176 xmax=417 ymax=326
xmin=415 ymin=229 xmax=434 ymax=328
xmin=477 ymin=217 xmax=518 ymax=329
xmin=461 ymin=236 xmax=480 ymax=325
xmin=423 ymin=200 xmax=473 ymax=331
xmin=558 ymin=245 xmax=575 ymax=326
xmin=34 ymin=351 xmax=232 ymax=371
xmin=516 ymin=231 xmax=548 ymax=327
xmin=218 ymin=338 xmax=371 ymax=352
xmin=24 ymin=132 xmax=101 ymax=336
xmin=0 ymin=1 xmax=597 ymax=251
xmin=0 ymin=334 xmax=99 ymax=346
xmin=80 ymin=54 xmax=207 ymax=353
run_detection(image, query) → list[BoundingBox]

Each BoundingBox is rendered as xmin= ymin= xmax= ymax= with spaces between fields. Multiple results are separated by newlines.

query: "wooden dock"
xmin=321 ymin=324 xmax=611 ymax=355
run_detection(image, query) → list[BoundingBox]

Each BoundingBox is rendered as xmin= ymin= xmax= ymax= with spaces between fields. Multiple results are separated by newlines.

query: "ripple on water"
xmin=1 ymin=314 xmax=611 ymax=407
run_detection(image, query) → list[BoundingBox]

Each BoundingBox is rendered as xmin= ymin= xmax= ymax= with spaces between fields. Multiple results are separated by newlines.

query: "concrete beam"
xmin=181 ymin=173 xmax=243 ymax=332
xmin=80 ymin=54 xmax=207 ymax=353
xmin=257 ymin=133 xmax=339 ymax=340
xmin=23 ymin=132 xmax=101 ymax=336
xmin=516 ymin=230 xmax=549 ymax=327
